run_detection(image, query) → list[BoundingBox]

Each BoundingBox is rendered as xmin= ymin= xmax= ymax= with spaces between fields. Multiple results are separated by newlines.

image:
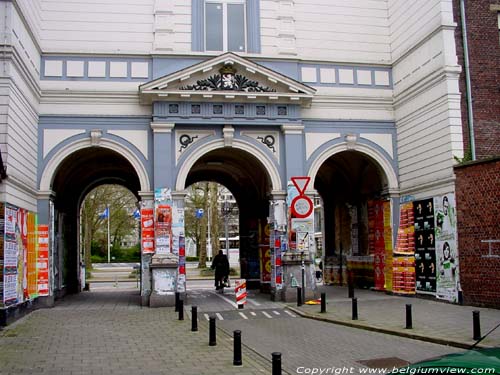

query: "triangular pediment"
xmin=139 ymin=52 xmax=315 ymax=104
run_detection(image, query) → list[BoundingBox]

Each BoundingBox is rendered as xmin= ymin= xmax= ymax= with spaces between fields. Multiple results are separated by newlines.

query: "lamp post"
xmin=222 ymin=198 xmax=231 ymax=262
xmin=107 ymin=204 xmax=111 ymax=263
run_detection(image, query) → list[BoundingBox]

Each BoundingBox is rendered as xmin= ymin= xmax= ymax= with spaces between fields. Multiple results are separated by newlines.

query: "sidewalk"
xmin=286 ymin=285 xmax=500 ymax=349
xmin=0 ymin=291 xmax=275 ymax=375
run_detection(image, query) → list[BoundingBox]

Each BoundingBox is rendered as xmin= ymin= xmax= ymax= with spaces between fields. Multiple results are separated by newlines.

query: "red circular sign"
xmin=291 ymin=195 xmax=313 ymax=218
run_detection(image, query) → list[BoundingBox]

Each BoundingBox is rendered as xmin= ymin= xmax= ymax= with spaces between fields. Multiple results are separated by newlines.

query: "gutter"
xmin=459 ymin=0 xmax=476 ymax=161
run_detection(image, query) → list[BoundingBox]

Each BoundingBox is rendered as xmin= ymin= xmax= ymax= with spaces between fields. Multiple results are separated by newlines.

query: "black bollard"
xmin=233 ymin=330 xmax=242 ymax=366
xmin=320 ymin=292 xmax=326 ymax=313
xmin=272 ymin=352 xmax=282 ymax=375
xmin=297 ymin=287 xmax=302 ymax=306
xmin=191 ymin=306 xmax=198 ymax=332
xmin=209 ymin=316 xmax=217 ymax=346
xmin=178 ymin=299 xmax=184 ymax=321
xmin=473 ymin=310 xmax=481 ymax=340
xmin=348 ymin=282 xmax=354 ymax=299
xmin=352 ymin=297 xmax=358 ymax=320
xmin=175 ymin=292 xmax=180 ymax=312
xmin=406 ymin=304 xmax=412 ymax=329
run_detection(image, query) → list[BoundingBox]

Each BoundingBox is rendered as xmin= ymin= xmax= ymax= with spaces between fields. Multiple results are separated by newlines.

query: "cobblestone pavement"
xmin=288 ymin=285 xmax=500 ymax=349
xmin=0 ymin=291 xmax=273 ymax=375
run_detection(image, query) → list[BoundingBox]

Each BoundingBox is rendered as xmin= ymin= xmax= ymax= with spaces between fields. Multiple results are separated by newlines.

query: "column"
xmin=281 ymin=123 xmax=305 ymax=181
xmin=172 ymin=190 xmax=187 ymax=299
xmin=37 ymin=191 xmax=55 ymax=307
xmin=138 ymin=191 xmax=154 ymax=307
xmin=151 ymin=122 xmax=175 ymax=189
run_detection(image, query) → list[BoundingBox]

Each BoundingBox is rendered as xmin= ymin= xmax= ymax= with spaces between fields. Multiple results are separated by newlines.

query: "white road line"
xmin=216 ymin=313 xmax=224 ymax=320
xmin=238 ymin=312 xmax=249 ymax=320
xmin=272 ymin=310 xmax=280 ymax=315
xmin=213 ymin=291 xmax=238 ymax=308
xmin=250 ymin=312 xmax=257 ymax=316
xmin=284 ymin=310 xmax=297 ymax=318
xmin=262 ymin=311 xmax=273 ymax=319
xmin=204 ymin=313 xmax=210 ymax=321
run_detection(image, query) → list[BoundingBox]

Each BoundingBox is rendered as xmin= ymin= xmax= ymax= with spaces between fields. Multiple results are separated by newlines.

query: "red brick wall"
xmin=455 ymin=158 xmax=500 ymax=308
xmin=453 ymin=0 xmax=500 ymax=159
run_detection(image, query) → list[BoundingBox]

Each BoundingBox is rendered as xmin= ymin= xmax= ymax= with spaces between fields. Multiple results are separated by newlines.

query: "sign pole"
xmin=107 ymin=204 xmax=111 ymax=263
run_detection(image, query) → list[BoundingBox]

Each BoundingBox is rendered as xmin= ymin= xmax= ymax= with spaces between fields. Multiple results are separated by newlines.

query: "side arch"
xmin=175 ymin=139 xmax=282 ymax=192
xmin=307 ymin=142 xmax=399 ymax=192
xmin=39 ymin=137 xmax=151 ymax=193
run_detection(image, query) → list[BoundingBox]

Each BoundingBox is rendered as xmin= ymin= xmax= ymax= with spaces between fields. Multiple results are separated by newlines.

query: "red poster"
xmin=259 ymin=246 xmax=271 ymax=283
xmin=27 ymin=213 xmax=37 ymax=298
xmin=141 ymin=208 xmax=155 ymax=254
xmin=37 ymin=224 xmax=49 ymax=296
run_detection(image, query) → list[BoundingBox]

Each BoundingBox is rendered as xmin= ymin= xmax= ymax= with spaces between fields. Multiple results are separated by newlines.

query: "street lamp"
xmin=221 ymin=197 xmax=231 ymax=261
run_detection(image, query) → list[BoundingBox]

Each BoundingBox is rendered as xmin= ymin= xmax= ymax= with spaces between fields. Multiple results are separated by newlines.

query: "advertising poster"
xmin=414 ymin=198 xmax=436 ymax=293
xmin=155 ymin=204 xmax=172 ymax=255
xmin=392 ymin=256 xmax=416 ymax=294
xmin=394 ymin=202 xmax=415 ymax=255
xmin=140 ymin=208 xmax=155 ymax=254
xmin=434 ymin=194 xmax=459 ymax=303
xmin=368 ymin=201 xmax=386 ymax=291
xmin=383 ymin=201 xmax=393 ymax=291
xmin=4 ymin=205 xmax=19 ymax=306
xmin=259 ymin=246 xmax=271 ymax=283
xmin=37 ymin=224 xmax=50 ymax=296
xmin=0 ymin=202 xmax=4 ymax=306
xmin=27 ymin=212 xmax=38 ymax=298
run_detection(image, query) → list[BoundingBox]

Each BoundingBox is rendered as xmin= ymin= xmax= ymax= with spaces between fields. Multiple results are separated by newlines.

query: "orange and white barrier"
xmin=235 ymin=279 xmax=247 ymax=309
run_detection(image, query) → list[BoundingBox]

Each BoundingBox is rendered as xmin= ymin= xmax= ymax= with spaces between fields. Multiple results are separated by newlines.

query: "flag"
xmin=133 ymin=209 xmax=140 ymax=219
xmin=99 ymin=207 xmax=109 ymax=219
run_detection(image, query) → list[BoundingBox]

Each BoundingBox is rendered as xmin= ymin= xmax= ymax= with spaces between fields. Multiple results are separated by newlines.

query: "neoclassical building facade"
xmin=0 ymin=0 xmax=470 ymax=318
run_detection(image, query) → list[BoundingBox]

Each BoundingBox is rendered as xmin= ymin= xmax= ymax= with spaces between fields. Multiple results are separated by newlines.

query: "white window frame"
xmin=205 ymin=0 xmax=247 ymax=53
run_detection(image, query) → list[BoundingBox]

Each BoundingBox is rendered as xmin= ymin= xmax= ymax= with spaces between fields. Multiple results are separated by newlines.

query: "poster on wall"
xmin=414 ymin=198 xmax=436 ymax=293
xmin=394 ymin=202 xmax=415 ymax=255
xmin=27 ymin=212 xmax=38 ymax=299
xmin=368 ymin=201 xmax=386 ymax=291
xmin=141 ymin=207 xmax=155 ymax=254
xmin=4 ymin=205 xmax=19 ymax=306
xmin=0 ymin=202 xmax=4 ymax=306
xmin=155 ymin=188 xmax=173 ymax=256
xmin=37 ymin=224 xmax=50 ymax=296
xmin=434 ymin=194 xmax=459 ymax=303
xmin=383 ymin=201 xmax=393 ymax=292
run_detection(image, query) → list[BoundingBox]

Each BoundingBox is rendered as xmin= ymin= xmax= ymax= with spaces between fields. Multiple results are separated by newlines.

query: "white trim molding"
xmin=39 ymin=138 xmax=151 ymax=193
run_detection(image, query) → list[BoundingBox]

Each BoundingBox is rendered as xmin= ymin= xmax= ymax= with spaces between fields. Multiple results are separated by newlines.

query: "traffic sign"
xmin=291 ymin=176 xmax=310 ymax=195
xmin=291 ymin=195 xmax=313 ymax=218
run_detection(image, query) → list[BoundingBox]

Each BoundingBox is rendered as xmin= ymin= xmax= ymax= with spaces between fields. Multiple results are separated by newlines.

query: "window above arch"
xmin=192 ymin=0 xmax=261 ymax=53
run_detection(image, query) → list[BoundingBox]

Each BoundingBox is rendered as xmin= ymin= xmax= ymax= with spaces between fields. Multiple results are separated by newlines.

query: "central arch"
xmin=180 ymin=143 xmax=277 ymax=288
xmin=176 ymin=139 xmax=282 ymax=192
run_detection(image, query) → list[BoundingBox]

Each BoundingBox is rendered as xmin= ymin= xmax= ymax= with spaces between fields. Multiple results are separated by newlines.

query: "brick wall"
xmin=453 ymin=0 xmax=500 ymax=159
xmin=455 ymin=157 xmax=500 ymax=308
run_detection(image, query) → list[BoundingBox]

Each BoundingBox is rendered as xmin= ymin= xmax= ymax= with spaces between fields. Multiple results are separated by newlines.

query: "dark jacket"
xmin=211 ymin=252 xmax=230 ymax=278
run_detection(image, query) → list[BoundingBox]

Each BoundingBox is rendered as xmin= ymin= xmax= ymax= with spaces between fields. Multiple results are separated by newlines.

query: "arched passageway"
xmin=184 ymin=147 xmax=273 ymax=288
xmin=314 ymin=150 xmax=389 ymax=287
xmin=50 ymin=147 xmax=141 ymax=295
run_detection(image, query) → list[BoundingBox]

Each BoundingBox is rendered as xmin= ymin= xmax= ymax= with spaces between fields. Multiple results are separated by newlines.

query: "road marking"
xmin=204 ymin=313 xmax=210 ymax=321
xmin=238 ymin=312 xmax=248 ymax=320
xmin=250 ymin=312 xmax=257 ymax=316
xmin=262 ymin=311 xmax=273 ymax=319
xmin=284 ymin=310 xmax=297 ymax=318
xmin=272 ymin=310 xmax=280 ymax=316
xmin=213 ymin=291 xmax=238 ymax=308
xmin=216 ymin=313 xmax=224 ymax=320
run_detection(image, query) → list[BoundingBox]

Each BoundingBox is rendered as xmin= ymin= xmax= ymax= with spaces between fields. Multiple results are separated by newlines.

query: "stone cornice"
xmin=150 ymin=122 xmax=175 ymax=133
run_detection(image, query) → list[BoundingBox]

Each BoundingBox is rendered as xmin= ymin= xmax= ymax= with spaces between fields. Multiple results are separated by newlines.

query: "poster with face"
xmin=434 ymin=194 xmax=459 ymax=303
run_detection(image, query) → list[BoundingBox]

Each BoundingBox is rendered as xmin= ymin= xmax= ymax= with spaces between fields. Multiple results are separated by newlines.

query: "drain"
xmin=358 ymin=357 xmax=410 ymax=369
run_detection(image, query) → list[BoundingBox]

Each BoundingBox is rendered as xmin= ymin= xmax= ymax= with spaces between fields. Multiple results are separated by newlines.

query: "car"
xmin=388 ymin=347 xmax=500 ymax=374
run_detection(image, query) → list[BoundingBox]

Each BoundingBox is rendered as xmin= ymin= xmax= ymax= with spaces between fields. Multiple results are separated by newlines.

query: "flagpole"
xmin=107 ymin=204 xmax=111 ymax=263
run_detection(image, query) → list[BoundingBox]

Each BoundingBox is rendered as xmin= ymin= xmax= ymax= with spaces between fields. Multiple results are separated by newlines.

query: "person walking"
xmin=211 ymin=250 xmax=230 ymax=291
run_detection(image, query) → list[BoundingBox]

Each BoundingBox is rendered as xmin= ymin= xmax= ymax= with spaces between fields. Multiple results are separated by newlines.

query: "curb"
xmin=285 ymin=306 xmax=489 ymax=350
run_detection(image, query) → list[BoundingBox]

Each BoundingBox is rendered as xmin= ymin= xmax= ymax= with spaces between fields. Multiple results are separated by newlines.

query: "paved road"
xmin=184 ymin=286 xmax=460 ymax=374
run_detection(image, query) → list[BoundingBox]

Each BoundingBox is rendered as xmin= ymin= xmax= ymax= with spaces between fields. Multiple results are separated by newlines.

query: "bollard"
xmin=320 ymin=292 xmax=326 ymax=313
xmin=175 ymin=292 xmax=180 ymax=312
xmin=297 ymin=287 xmax=302 ymax=306
xmin=178 ymin=299 xmax=184 ymax=321
xmin=272 ymin=352 xmax=282 ymax=375
xmin=352 ymin=298 xmax=358 ymax=320
xmin=233 ymin=330 xmax=242 ymax=366
xmin=348 ymin=282 xmax=354 ymax=299
xmin=191 ymin=306 xmax=198 ymax=332
xmin=405 ymin=304 xmax=412 ymax=329
xmin=473 ymin=311 xmax=481 ymax=340
xmin=209 ymin=316 xmax=217 ymax=346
